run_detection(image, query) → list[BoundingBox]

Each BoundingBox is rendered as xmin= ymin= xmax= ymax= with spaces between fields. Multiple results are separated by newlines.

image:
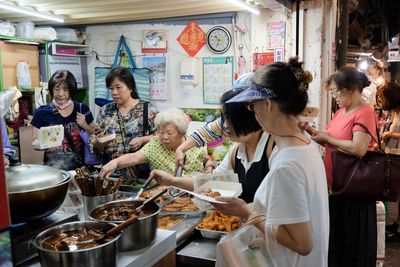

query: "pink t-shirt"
xmin=324 ymin=104 xmax=377 ymax=186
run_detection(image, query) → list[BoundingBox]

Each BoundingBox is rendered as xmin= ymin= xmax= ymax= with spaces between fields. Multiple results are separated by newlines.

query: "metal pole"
xmin=336 ymin=0 xmax=349 ymax=68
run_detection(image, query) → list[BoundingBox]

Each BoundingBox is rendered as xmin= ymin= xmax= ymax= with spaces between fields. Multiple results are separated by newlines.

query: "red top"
xmin=324 ymin=104 xmax=377 ymax=186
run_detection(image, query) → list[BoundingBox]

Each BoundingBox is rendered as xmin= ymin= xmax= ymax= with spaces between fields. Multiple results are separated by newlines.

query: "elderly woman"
xmin=31 ymin=70 xmax=96 ymax=170
xmin=99 ymin=108 xmax=208 ymax=178
xmin=90 ymin=67 xmax=157 ymax=177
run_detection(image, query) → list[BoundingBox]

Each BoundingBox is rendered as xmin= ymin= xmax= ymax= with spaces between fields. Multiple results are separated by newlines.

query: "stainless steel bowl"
xmin=89 ymin=200 xmax=160 ymax=251
xmin=33 ymin=221 xmax=120 ymax=267
xmin=6 ymin=164 xmax=71 ymax=223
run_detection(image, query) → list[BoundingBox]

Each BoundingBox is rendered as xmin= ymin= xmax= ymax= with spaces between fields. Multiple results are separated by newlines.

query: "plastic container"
xmin=0 ymin=21 xmax=16 ymax=37
xmin=16 ymin=21 xmax=34 ymax=38
xmin=16 ymin=61 xmax=32 ymax=89
xmin=196 ymin=226 xmax=227 ymax=239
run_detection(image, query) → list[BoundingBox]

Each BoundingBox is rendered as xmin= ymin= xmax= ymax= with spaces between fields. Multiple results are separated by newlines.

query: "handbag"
xmin=216 ymin=213 xmax=271 ymax=267
xmin=78 ymin=103 xmax=102 ymax=165
xmin=94 ymin=35 xmax=151 ymax=107
xmin=331 ymin=122 xmax=400 ymax=201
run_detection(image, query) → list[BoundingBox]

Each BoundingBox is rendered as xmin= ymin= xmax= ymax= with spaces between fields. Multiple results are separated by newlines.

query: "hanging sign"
xmin=252 ymin=52 xmax=274 ymax=71
xmin=177 ymin=20 xmax=206 ymax=57
xmin=48 ymin=55 xmax=83 ymax=87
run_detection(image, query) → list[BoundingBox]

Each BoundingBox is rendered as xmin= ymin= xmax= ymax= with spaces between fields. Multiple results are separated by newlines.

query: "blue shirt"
xmin=0 ymin=117 xmax=11 ymax=154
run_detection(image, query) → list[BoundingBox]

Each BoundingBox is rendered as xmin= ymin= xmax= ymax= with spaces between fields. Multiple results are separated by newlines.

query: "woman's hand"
xmin=381 ymin=131 xmax=392 ymax=143
xmin=129 ymin=137 xmax=143 ymax=151
xmin=310 ymin=130 xmax=330 ymax=145
xmin=175 ymin=149 xmax=186 ymax=169
xmin=212 ymin=197 xmax=252 ymax=220
xmin=76 ymin=112 xmax=89 ymax=129
xmin=149 ymin=169 xmax=175 ymax=186
xmin=99 ymin=159 xmax=118 ymax=178
xmin=298 ymin=122 xmax=315 ymax=135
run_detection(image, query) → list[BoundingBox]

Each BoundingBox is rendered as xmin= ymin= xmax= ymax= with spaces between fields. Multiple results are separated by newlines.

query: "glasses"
xmin=246 ymin=102 xmax=255 ymax=111
xmin=329 ymin=88 xmax=341 ymax=98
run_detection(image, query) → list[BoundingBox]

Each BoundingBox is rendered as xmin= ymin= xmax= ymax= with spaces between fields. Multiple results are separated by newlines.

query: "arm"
xmin=128 ymin=134 xmax=154 ymax=151
xmin=272 ymin=222 xmax=313 ymax=256
xmin=99 ymin=151 xmax=147 ymax=178
xmin=149 ymin=169 xmax=195 ymax=191
xmin=312 ymin=130 xmax=371 ymax=157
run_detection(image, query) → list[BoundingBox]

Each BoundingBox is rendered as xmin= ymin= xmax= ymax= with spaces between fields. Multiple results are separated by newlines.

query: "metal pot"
xmin=89 ymin=200 xmax=160 ymax=251
xmin=33 ymin=221 xmax=120 ymax=267
xmin=6 ymin=164 xmax=71 ymax=223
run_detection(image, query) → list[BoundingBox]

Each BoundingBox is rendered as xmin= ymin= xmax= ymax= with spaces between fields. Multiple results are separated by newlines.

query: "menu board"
xmin=48 ymin=55 xmax=83 ymax=88
xmin=203 ymin=57 xmax=233 ymax=104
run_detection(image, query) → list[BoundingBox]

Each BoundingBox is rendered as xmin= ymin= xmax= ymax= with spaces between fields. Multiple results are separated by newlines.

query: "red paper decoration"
xmin=177 ymin=20 xmax=206 ymax=57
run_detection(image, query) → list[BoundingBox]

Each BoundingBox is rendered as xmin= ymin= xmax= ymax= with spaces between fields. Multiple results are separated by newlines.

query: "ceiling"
xmin=1 ymin=0 xmax=268 ymax=26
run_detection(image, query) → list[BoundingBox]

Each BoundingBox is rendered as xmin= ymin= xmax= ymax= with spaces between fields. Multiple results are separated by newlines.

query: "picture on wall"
xmin=142 ymin=56 xmax=167 ymax=100
xmin=142 ymin=30 xmax=168 ymax=53
xmin=266 ymin=21 xmax=286 ymax=50
xmin=203 ymin=56 xmax=234 ymax=104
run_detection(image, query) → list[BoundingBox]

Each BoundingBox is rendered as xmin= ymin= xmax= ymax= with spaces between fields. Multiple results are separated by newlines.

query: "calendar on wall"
xmin=202 ymin=56 xmax=234 ymax=104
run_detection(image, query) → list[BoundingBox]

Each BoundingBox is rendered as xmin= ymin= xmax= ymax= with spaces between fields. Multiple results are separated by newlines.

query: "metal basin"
xmin=33 ymin=221 xmax=120 ymax=267
xmin=6 ymin=164 xmax=71 ymax=223
xmin=89 ymin=199 xmax=160 ymax=251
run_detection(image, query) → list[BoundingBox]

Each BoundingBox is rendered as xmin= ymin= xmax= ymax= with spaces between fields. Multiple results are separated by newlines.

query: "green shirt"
xmin=141 ymin=136 xmax=207 ymax=175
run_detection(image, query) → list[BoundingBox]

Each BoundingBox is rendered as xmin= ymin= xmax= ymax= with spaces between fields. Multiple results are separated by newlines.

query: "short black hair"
xmin=48 ymin=70 xmax=77 ymax=98
xmin=377 ymin=82 xmax=400 ymax=111
xmin=326 ymin=66 xmax=370 ymax=93
xmin=221 ymin=88 xmax=262 ymax=137
xmin=252 ymin=57 xmax=309 ymax=116
xmin=106 ymin=67 xmax=139 ymax=99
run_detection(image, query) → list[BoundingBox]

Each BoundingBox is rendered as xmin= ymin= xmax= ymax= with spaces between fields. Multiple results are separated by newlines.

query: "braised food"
xmin=158 ymin=215 xmax=184 ymax=230
xmin=162 ymin=197 xmax=198 ymax=212
xmin=200 ymin=188 xmax=221 ymax=198
xmin=91 ymin=205 xmax=153 ymax=221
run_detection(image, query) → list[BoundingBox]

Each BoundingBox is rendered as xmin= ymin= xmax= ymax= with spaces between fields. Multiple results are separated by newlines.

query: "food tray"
xmin=158 ymin=215 xmax=186 ymax=230
xmin=160 ymin=195 xmax=200 ymax=215
xmin=195 ymin=226 xmax=227 ymax=239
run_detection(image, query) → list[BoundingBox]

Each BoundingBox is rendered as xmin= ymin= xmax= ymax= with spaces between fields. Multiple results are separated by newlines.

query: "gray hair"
xmin=154 ymin=108 xmax=189 ymax=134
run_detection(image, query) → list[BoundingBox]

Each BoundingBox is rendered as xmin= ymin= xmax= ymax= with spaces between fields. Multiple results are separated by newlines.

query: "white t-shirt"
xmin=253 ymin=142 xmax=329 ymax=267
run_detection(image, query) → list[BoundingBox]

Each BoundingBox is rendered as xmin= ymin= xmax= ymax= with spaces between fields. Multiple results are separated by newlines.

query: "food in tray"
xmin=197 ymin=211 xmax=241 ymax=232
xmin=200 ymin=188 xmax=221 ymax=198
xmin=158 ymin=215 xmax=185 ymax=230
xmin=140 ymin=191 xmax=152 ymax=199
xmin=91 ymin=204 xmax=153 ymax=221
xmin=162 ymin=197 xmax=199 ymax=212
xmin=41 ymin=228 xmax=116 ymax=251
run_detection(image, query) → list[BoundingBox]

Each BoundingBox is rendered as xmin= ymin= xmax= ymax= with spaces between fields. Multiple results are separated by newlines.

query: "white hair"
xmin=154 ymin=108 xmax=189 ymax=134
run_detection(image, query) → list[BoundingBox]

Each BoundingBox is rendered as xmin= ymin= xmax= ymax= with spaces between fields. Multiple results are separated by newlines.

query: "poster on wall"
xmin=48 ymin=55 xmax=83 ymax=87
xmin=266 ymin=21 xmax=286 ymax=50
xmin=177 ymin=20 xmax=206 ymax=57
xmin=203 ymin=56 xmax=234 ymax=104
xmin=142 ymin=30 xmax=168 ymax=53
xmin=142 ymin=56 xmax=167 ymax=100
xmin=253 ymin=52 xmax=274 ymax=71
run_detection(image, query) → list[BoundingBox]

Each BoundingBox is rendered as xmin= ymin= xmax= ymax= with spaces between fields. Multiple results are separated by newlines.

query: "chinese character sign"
xmin=177 ymin=20 xmax=206 ymax=57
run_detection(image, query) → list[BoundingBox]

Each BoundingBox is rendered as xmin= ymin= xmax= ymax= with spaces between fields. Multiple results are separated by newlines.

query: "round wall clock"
xmin=206 ymin=26 xmax=232 ymax=54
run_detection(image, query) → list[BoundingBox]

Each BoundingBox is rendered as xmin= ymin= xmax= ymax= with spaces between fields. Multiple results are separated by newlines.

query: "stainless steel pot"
xmin=89 ymin=199 xmax=160 ymax=251
xmin=6 ymin=164 xmax=71 ymax=223
xmin=33 ymin=221 xmax=120 ymax=267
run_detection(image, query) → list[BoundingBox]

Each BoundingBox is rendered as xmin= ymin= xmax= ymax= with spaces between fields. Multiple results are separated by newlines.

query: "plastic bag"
xmin=55 ymin=28 xmax=78 ymax=42
xmin=16 ymin=61 xmax=32 ymax=89
xmin=33 ymin=27 xmax=57 ymax=40
xmin=216 ymin=219 xmax=271 ymax=267
xmin=16 ymin=21 xmax=34 ymax=38
xmin=0 ymin=21 xmax=15 ymax=37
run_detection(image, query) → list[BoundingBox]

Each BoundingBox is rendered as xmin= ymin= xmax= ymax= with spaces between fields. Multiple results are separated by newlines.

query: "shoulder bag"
xmin=331 ymin=122 xmax=400 ymax=201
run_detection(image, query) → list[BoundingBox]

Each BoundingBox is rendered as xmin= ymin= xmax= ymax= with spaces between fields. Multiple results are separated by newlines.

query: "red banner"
xmin=177 ymin=20 xmax=206 ymax=57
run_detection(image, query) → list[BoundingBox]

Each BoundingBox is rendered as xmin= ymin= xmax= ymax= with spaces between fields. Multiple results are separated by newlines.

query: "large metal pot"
xmin=89 ymin=200 xmax=160 ymax=251
xmin=6 ymin=164 xmax=71 ymax=223
xmin=33 ymin=221 xmax=120 ymax=267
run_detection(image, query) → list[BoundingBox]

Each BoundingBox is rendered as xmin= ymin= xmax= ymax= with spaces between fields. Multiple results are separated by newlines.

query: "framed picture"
xmin=142 ymin=30 xmax=167 ymax=53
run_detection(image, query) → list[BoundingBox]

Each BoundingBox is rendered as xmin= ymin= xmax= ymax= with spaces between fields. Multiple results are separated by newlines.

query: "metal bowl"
xmin=33 ymin=221 xmax=120 ymax=267
xmin=89 ymin=199 xmax=160 ymax=251
xmin=6 ymin=164 xmax=71 ymax=223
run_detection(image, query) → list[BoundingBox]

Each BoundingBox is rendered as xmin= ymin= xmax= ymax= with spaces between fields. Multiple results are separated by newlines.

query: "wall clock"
xmin=206 ymin=26 xmax=232 ymax=54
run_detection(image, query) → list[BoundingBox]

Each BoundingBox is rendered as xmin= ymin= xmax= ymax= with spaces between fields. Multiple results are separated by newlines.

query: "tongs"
xmin=134 ymin=175 xmax=156 ymax=200
xmin=168 ymin=157 xmax=185 ymax=197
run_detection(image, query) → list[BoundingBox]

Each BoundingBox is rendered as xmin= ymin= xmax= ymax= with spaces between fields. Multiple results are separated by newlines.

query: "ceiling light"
xmin=0 ymin=1 xmax=64 ymax=23
xmin=228 ymin=0 xmax=260 ymax=15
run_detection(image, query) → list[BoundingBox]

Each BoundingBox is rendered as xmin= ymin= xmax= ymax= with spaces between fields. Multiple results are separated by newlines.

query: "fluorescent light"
xmin=0 ymin=2 xmax=64 ymax=23
xmin=229 ymin=0 xmax=260 ymax=15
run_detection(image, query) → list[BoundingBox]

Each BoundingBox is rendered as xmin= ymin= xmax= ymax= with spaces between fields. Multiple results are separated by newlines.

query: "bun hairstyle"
xmin=326 ymin=66 xmax=371 ymax=93
xmin=252 ymin=57 xmax=311 ymax=116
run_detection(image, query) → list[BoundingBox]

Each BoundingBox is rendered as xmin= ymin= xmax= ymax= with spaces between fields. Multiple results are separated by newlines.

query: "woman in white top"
xmin=214 ymin=58 xmax=329 ymax=267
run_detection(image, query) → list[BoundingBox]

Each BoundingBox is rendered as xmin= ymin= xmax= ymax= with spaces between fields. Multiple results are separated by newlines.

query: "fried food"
xmin=158 ymin=215 xmax=184 ymax=230
xmin=197 ymin=211 xmax=241 ymax=232
xmin=200 ymin=188 xmax=221 ymax=198
xmin=162 ymin=197 xmax=199 ymax=212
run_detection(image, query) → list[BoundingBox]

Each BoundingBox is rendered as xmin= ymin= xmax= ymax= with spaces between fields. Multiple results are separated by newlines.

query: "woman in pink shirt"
xmin=311 ymin=66 xmax=377 ymax=267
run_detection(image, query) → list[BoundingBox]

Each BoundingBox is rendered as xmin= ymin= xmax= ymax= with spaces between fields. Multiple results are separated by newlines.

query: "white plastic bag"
xmin=16 ymin=61 xmax=32 ymax=89
xmin=16 ymin=21 xmax=34 ymax=38
xmin=55 ymin=28 xmax=78 ymax=42
xmin=0 ymin=21 xmax=15 ymax=37
xmin=216 ymin=213 xmax=271 ymax=267
xmin=33 ymin=27 xmax=57 ymax=40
